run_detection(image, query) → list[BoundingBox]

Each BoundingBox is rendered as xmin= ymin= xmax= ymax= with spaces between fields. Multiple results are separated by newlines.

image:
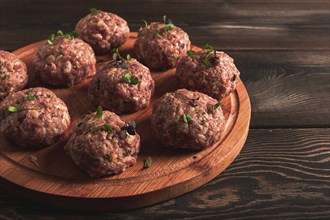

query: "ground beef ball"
xmin=64 ymin=110 xmax=140 ymax=177
xmin=33 ymin=37 xmax=96 ymax=87
xmin=134 ymin=22 xmax=191 ymax=70
xmin=0 ymin=50 xmax=28 ymax=101
xmin=75 ymin=10 xmax=130 ymax=54
xmin=0 ymin=87 xmax=71 ymax=149
xmin=152 ymin=89 xmax=225 ymax=150
xmin=176 ymin=49 xmax=240 ymax=100
xmin=88 ymin=58 xmax=155 ymax=114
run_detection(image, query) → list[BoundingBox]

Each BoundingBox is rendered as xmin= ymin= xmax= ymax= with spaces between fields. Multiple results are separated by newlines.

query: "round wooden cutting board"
xmin=0 ymin=33 xmax=251 ymax=211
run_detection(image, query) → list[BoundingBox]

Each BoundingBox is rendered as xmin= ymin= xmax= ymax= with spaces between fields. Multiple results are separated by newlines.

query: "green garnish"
xmin=65 ymin=33 xmax=73 ymax=40
xmin=144 ymin=156 xmax=152 ymax=168
xmin=141 ymin=19 xmax=148 ymax=27
xmin=123 ymin=72 xmax=139 ymax=85
xmin=89 ymin=106 xmax=103 ymax=123
xmin=126 ymin=54 xmax=131 ymax=60
xmin=212 ymin=102 xmax=221 ymax=111
xmin=47 ymin=40 xmax=54 ymax=46
xmin=203 ymin=44 xmax=214 ymax=50
xmin=49 ymin=34 xmax=55 ymax=41
xmin=182 ymin=114 xmax=193 ymax=123
xmin=187 ymin=50 xmax=196 ymax=56
xmin=8 ymin=106 xmax=39 ymax=113
xmin=164 ymin=23 xmax=174 ymax=31
xmin=27 ymin=92 xmax=36 ymax=101
xmin=204 ymin=51 xmax=215 ymax=68
xmin=104 ymin=124 xmax=113 ymax=132
xmin=180 ymin=43 xmax=185 ymax=49
xmin=90 ymin=7 xmax=100 ymax=15
xmin=70 ymin=31 xmax=80 ymax=38
xmin=56 ymin=30 xmax=64 ymax=36
xmin=231 ymin=75 xmax=237 ymax=82
xmin=48 ymin=30 xmax=78 ymax=46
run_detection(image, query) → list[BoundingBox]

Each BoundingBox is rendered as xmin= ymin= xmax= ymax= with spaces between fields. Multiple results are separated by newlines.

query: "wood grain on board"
xmin=1 ymin=128 xmax=329 ymax=219
xmin=0 ymin=34 xmax=251 ymax=211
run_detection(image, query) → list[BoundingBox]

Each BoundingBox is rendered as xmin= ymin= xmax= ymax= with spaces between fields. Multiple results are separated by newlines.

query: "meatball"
xmin=75 ymin=10 xmax=130 ymax=54
xmin=33 ymin=36 xmax=96 ymax=87
xmin=134 ymin=22 xmax=191 ymax=70
xmin=0 ymin=87 xmax=71 ymax=149
xmin=64 ymin=109 xmax=140 ymax=177
xmin=152 ymin=89 xmax=225 ymax=150
xmin=88 ymin=58 xmax=155 ymax=114
xmin=176 ymin=49 xmax=240 ymax=100
xmin=0 ymin=50 xmax=28 ymax=101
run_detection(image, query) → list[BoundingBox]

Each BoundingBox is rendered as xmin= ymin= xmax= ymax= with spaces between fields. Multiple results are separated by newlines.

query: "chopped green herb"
xmin=203 ymin=43 xmax=214 ymax=50
xmin=144 ymin=156 xmax=152 ymax=168
xmin=27 ymin=92 xmax=36 ymax=101
xmin=212 ymin=102 xmax=221 ymax=111
xmin=180 ymin=43 xmax=185 ymax=49
xmin=89 ymin=106 xmax=103 ymax=123
xmin=141 ymin=19 xmax=148 ymax=27
xmin=131 ymin=76 xmax=139 ymax=85
xmin=182 ymin=114 xmax=193 ymax=123
xmin=200 ymin=119 xmax=206 ymax=125
xmin=203 ymin=47 xmax=215 ymax=68
xmin=231 ymin=74 xmax=237 ymax=82
xmin=111 ymin=48 xmax=119 ymax=54
xmin=65 ymin=33 xmax=73 ymax=40
xmin=90 ymin=7 xmax=100 ymax=15
xmin=70 ymin=30 xmax=80 ymax=38
xmin=104 ymin=124 xmax=113 ymax=132
xmin=47 ymin=40 xmax=54 ymax=46
xmin=56 ymin=30 xmax=64 ymax=36
xmin=7 ymin=106 xmax=39 ymax=113
xmin=123 ymin=72 xmax=139 ymax=85
xmin=123 ymin=72 xmax=132 ymax=83
xmin=49 ymin=34 xmax=55 ymax=41
xmin=187 ymin=50 xmax=196 ymax=56
xmin=126 ymin=54 xmax=131 ymax=60
xmin=164 ymin=23 xmax=174 ymax=31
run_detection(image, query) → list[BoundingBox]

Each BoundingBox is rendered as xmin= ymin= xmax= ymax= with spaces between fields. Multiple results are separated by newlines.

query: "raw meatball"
xmin=0 ymin=87 xmax=71 ymax=149
xmin=88 ymin=58 xmax=155 ymax=114
xmin=134 ymin=22 xmax=191 ymax=70
xmin=75 ymin=10 xmax=130 ymax=54
xmin=64 ymin=110 xmax=140 ymax=177
xmin=33 ymin=36 xmax=96 ymax=87
xmin=0 ymin=50 xmax=28 ymax=101
xmin=176 ymin=49 xmax=240 ymax=100
xmin=152 ymin=89 xmax=225 ymax=150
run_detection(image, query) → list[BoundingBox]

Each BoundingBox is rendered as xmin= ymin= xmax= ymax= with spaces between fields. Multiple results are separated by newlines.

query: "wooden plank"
xmin=1 ymin=128 xmax=329 ymax=219
xmin=0 ymin=0 xmax=329 ymax=51
xmin=229 ymin=51 xmax=330 ymax=128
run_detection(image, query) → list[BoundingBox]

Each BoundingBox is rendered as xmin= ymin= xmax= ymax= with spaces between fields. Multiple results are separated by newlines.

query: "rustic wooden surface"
xmin=0 ymin=0 xmax=329 ymax=219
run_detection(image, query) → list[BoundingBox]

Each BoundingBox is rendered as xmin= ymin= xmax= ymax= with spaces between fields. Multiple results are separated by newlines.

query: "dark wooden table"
xmin=1 ymin=0 xmax=329 ymax=219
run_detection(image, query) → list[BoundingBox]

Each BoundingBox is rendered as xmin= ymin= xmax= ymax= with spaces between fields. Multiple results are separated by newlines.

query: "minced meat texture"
xmin=152 ymin=89 xmax=225 ymax=150
xmin=134 ymin=22 xmax=191 ymax=70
